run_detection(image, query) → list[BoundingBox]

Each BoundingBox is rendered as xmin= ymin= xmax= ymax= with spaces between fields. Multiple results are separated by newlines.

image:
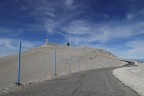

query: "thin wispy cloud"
xmin=126 ymin=8 xmax=144 ymax=21
xmin=62 ymin=20 xmax=144 ymax=45
xmin=24 ymin=0 xmax=144 ymax=44
xmin=0 ymin=0 xmax=144 ymax=58
xmin=0 ymin=38 xmax=43 ymax=57
xmin=64 ymin=0 xmax=74 ymax=7
xmin=0 ymin=39 xmax=16 ymax=49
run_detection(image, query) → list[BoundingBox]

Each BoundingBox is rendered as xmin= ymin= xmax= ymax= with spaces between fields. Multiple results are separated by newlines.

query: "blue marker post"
xmin=17 ymin=41 xmax=21 ymax=85
xmin=54 ymin=50 xmax=57 ymax=77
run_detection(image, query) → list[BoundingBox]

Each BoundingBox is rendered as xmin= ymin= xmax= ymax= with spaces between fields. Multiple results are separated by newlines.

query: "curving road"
xmin=2 ymin=67 xmax=139 ymax=96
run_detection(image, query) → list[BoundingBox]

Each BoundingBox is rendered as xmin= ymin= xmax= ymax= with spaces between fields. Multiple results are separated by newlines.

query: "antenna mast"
xmin=45 ymin=33 xmax=49 ymax=45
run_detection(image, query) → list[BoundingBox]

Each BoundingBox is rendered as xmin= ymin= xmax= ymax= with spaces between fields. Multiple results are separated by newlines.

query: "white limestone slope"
xmin=113 ymin=62 xmax=144 ymax=96
xmin=0 ymin=44 xmax=124 ymax=94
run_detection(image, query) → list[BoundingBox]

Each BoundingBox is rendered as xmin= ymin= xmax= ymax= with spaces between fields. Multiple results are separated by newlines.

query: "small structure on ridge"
xmin=45 ymin=36 xmax=49 ymax=45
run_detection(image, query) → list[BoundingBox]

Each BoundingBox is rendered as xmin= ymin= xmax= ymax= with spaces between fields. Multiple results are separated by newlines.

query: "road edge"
xmin=112 ymin=60 xmax=142 ymax=96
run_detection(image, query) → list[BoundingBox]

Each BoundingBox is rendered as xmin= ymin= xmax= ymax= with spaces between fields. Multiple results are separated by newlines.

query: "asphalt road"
xmin=2 ymin=67 xmax=139 ymax=96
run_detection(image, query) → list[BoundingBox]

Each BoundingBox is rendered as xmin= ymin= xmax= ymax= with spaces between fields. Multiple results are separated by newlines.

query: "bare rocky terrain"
xmin=0 ymin=44 xmax=125 ymax=95
xmin=113 ymin=62 xmax=144 ymax=96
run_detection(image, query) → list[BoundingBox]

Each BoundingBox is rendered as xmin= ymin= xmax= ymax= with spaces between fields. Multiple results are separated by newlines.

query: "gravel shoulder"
xmin=113 ymin=62 xmax=144 ymax=96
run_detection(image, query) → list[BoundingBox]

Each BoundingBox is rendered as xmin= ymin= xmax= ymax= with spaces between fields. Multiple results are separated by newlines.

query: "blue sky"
xmin=0 ymin=0 xmax=144 ymax=59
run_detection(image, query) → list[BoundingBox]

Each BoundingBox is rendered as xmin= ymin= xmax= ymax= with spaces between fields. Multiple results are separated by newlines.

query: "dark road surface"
xmin=2 ymin=67 xmax=139 ymax=96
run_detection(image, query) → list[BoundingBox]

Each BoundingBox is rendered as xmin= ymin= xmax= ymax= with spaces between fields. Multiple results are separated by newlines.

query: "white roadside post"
xmin=77 ymin=57 xmax=80 ymax=71
xmin=92 ymin=60 xmax=93 ymax=70
xmin=86 ymin=63 xmax=88 ymax=70
xmin=16 ymin=41 xmax=21 ymax=85
xmin=68 ymin=55 xmax=71 ymax=73
xmin=54 ymin=50 xmax=57 ymax=77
